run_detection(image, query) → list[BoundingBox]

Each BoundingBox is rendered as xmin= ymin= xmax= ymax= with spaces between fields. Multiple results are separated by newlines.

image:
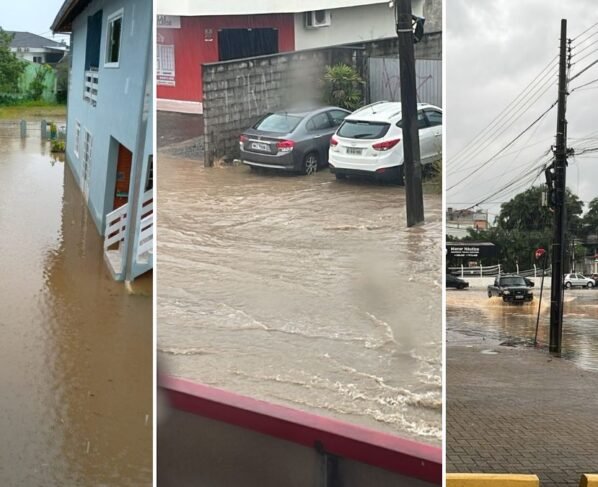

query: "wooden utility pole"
xmin=549 ymin=19 xmax=569 ymax=354
xmin=395 ymin=0 xmax=424 ymax=227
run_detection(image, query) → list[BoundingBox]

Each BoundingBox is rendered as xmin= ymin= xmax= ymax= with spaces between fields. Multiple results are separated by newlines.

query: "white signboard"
xmin=157 ymin=44 xmax=176 ymax=86
xmin=157 ymin=15 xmax=181 ymax=29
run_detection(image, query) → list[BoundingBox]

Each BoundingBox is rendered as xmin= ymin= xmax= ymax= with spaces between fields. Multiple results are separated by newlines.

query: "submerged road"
xmin=0 ymin=122 xmax=152 ymax=484
xmin=157 ymin=155 xmax=442 ymax=444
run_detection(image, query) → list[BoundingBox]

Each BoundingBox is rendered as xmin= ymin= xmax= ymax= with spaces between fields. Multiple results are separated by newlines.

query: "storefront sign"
xmin=157 ymin=15 xmax=181 ymax=29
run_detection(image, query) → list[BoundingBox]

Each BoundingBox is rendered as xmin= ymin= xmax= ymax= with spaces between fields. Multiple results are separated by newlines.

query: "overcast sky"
xmin=1 ymin=2 xmax=69 ymax=42
xmin=447 ymin=0 xmax=598 ymax=219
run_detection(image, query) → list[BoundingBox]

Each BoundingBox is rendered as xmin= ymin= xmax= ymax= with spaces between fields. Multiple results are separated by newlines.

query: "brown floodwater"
xmin=0 ymin=122 xmax=152 ymax=484
xmin=158 ymin=156 xmax=442 ymax=444
xmin=447 ymin=288 xmax=598 ymax=371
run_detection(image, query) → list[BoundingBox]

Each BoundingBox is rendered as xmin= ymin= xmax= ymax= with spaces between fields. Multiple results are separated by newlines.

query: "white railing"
xmin=104 ymin=203 xmax=128 ymax=252
xmin=104 ymin=190 xmax=153 ymax=275
xmin=84 ymin=69 xmax=99 ymax=105
xmin=137 ymin=190 xmax=154 ymax=261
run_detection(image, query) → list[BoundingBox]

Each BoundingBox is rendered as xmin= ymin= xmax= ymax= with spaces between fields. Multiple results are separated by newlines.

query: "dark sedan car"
xmin=446 ymin=274 xmax=469 ymax=289
xmin=240 ymin=106 xmax=351 ymax=175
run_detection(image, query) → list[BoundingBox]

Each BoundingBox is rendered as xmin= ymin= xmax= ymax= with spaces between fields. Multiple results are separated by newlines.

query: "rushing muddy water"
xmin=0 ymin=123 xmax=152 ymax=484
xmin=447 ymin=288 xmax=598 ymax=371
xmin=158 ymin=156 xmax=442 ymax=443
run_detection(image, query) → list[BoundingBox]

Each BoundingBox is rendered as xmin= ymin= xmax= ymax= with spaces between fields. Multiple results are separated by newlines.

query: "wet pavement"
xmin=447 ymin=286 xmax=598 ymax=485
xmin=447 ymin=288 xmax=598 ymax=371
xmin=0 ymin=123 xmax=152 ymax=485
xmin=157 ymin=155 xmax=442 ymax=444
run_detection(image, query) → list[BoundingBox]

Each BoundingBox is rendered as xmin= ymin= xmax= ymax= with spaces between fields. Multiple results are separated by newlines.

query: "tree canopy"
xmin=450 ymin=186 xmax=584 ymax=271
xmin=0 ymin=27 xmax=26 ymax=94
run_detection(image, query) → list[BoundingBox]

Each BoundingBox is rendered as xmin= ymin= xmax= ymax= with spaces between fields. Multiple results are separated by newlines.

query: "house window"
xmin=74 ymin=122 xmax=81 ymax=158
xmin=33 ymin=56 xmax=43 ymax=63
xmin=156 ymin=44 xmax=175 ymax=86
xmin=83 ymin=130 xmax=93 ymax=186
xmin=105 ymin=9 xmax=123 ymax=67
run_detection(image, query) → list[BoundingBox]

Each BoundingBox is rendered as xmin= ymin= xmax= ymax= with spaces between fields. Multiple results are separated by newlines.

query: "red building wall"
xmin=157 ymin=15 xmax=295 ymax=105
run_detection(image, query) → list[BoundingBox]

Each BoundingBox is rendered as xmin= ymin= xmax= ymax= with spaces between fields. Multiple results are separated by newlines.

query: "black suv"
xmin=487 ymin=275 xmax=534 ymax=303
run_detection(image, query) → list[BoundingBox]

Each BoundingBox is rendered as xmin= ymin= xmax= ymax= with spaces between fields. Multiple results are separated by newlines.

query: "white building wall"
xmin=293 ymin=3 xmax=395 ymax=50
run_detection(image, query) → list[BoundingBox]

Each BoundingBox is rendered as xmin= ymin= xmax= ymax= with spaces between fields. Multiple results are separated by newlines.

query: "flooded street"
xmin=447 ymin=288 xmax=598 ymax=371
xmin=0 ymin=123 xmax=152 ymax=484
xmin=158 ymin=155 xmax=442 ymax=443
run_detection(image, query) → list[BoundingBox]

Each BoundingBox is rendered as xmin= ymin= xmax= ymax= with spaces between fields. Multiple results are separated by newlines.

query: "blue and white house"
xmin=52 ymin=0 xmax=153 ymax=281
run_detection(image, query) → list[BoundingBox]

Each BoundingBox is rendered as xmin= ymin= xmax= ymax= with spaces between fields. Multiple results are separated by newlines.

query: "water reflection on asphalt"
xmin=447 ymin=288 xmax=598 ymax=371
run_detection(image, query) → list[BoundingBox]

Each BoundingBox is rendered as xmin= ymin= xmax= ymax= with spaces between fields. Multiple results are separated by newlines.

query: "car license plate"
xmin=251 ymin=142 xmax=270 ymax=152
xmin=346 ymin=147 xmax=362 ymax=155
xmin=515 ymin=295 xmax=524 ymax=299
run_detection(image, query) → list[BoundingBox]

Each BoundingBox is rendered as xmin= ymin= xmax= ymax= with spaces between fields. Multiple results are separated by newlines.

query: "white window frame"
xmin=104 ymin=8 xmax=124 ymax=68
xmin=156 ymin=44 xmax=176 ymax=86
xmin=82 ymin=130 xmax=93 ymax=188
xmin=74 ymin=121 xmax=81 ymax=158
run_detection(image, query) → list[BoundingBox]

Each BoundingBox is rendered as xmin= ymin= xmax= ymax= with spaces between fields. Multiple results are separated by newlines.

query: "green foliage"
xmin=423 ymin=155 xmax=442 ymax=194
xmin=322 ymin=63 xmax=364 ymax=111
xmin=455 ymin=185 xmax=584 ymax=271
xmin=581 ymin=197 xmax=598 ymax=238
xmin=51 ymin=139 xmax=65 ymax=152
xmin=0 ymin=27 xmax=27 ymax=94
xmin=28 ymin=64 xmax=52 ymax=101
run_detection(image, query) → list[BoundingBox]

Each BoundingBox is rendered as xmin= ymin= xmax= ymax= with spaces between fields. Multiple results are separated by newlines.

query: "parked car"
xmin=239 ymin=106 xmax=351 ymax=175
xmin=564 ymin=273 xmax=596 ymax=289
xmin=328 ymin=101 xmax=442 ymax=183
xmin=487 ymin=275 xmax=534 ymax=303
xmin=446 ymin=274 xmax=469 ymax=289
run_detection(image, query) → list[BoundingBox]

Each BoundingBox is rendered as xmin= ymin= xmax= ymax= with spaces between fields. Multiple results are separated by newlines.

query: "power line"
xmin=447 ymin=100 xmax=558 ymax=193
xmin=571 ymin=21 xmax=598 ymax=42
xmin=448 ymin=55 xmax=558 ymax=169
xmin=450 ymin=68 xmax=557 ymax=175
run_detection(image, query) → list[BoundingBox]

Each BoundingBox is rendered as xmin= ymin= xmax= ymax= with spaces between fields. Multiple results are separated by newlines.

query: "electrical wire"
xmin=448 ymin=55 xmax=558 ymax=168
xmin=447 ymin=100 xmax=558 ymax=193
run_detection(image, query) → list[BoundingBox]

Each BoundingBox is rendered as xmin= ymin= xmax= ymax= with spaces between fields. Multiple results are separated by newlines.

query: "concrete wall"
xmin=65 ymin=0 xmax=152 ymax=234
xmin=202 ymin=46 xmax=364 ymax=165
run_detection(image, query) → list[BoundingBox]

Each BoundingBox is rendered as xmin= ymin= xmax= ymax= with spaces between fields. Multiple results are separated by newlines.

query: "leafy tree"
xmin=455 ymin=186 xmax=584 ymax=271
xmin=581 ymin=198 xmax=598 ymax=238
xmin=322 ymin=63 xmax=364 ymax=111
xmin=28 ymin=64 xmax=52 ymax=100
xmin=0 ymin=27 xmax=26 ymax=94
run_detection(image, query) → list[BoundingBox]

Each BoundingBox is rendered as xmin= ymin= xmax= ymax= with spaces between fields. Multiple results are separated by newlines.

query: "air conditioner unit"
xmin=304 ymin=10 xmax=331 ymax=29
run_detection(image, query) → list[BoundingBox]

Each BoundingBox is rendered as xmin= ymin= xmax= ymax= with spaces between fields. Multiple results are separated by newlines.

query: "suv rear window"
xmin=337 ymin=120 xmax=390 ymax=139
xmin=255 ymin=113 xmax=303 ymax=133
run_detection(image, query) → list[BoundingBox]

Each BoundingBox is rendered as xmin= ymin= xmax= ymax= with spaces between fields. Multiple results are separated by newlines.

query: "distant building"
xmin=155 ymin=0 xmax=436 ymax=114
xmin=52 ymin=0 xmax=153 ymax=282
xmin=446 ymin=208 xmax=489 ymax=239
xmin=7 ymin=31 xmax=68 ymax=65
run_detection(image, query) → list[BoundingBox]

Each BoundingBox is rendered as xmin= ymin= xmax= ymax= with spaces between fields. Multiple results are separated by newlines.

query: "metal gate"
xmin=368 ymin=57 xmax=442 ymax=108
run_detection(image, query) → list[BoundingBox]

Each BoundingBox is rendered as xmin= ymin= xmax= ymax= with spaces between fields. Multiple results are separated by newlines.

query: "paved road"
xmin=447 ymin=336 xmax=598 ymax=486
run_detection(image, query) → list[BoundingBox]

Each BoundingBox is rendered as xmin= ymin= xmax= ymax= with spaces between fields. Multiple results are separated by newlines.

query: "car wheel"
xmin=488 ymin=290 xmax=492 ymax=298
xmin=565 ymin=282 xmax=572 ymax=289
xmin=335 ymin=173 xmax=347 ymax=180
xmin=302 ymin=152 xmax=319 ymax=176
xmin=587 ymin=282 xmax=594 ymax=289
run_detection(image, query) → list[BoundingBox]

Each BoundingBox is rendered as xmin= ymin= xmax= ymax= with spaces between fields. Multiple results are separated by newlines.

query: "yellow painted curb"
xmin=446 ymin=473 xmax=540 ymax=487
xmin=580 ymin=474 xmax=598 ymax=487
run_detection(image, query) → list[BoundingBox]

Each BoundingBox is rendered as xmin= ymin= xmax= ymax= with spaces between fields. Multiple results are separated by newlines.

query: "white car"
xmin=564 ymin=273 xmax=596 ymax=289
xmin=328 ymin=101 xmax=442 ymax=183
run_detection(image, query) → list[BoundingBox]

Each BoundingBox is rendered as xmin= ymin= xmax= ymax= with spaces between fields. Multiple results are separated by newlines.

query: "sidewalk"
xmin=447 ymin=338 xmax=598 ymax=486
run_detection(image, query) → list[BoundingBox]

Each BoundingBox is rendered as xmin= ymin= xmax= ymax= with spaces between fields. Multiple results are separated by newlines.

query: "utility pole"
xmin=549 ymin=19 xmax=569 ymax=355
xmin=395 ymin=0 xmax=424 ymax=227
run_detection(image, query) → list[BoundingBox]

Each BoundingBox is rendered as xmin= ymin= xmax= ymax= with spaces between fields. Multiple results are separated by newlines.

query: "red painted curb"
xmin=160 ymin=375 xmax=441 ymax=484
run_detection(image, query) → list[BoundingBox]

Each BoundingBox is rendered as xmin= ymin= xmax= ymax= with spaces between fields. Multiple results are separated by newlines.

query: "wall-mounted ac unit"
xmin=304 ymin=10 xmax=331 ymax=29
